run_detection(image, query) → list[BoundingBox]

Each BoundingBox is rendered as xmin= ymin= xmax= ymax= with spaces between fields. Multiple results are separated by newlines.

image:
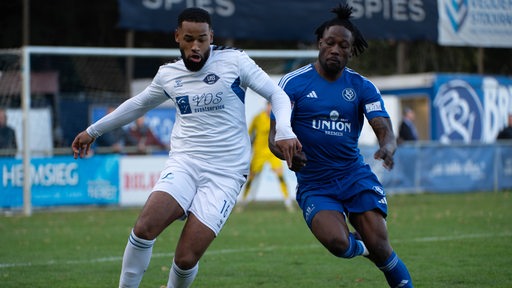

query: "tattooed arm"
xmin=369 ymin=116 xmax=397 ymax=170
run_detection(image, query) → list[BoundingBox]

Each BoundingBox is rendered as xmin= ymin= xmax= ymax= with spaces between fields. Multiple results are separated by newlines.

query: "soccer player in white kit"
xmin=71 ymin=7 xmax=301 ymax=288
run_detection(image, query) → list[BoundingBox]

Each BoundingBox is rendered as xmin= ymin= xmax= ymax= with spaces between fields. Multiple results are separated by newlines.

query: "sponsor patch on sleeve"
xmin=365 ymin=101 xmax=382 ymax=113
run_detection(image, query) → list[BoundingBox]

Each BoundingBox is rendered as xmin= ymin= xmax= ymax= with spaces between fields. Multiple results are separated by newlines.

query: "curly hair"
xmin=314 ymin=3 xmax=368 ymax=56
xmin=178 ymin=7 xmax=212 ymax=28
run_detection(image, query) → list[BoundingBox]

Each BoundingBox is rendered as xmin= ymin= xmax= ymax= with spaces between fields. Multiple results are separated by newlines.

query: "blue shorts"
xmin=296 ymin=165 xmax=388 ymax=228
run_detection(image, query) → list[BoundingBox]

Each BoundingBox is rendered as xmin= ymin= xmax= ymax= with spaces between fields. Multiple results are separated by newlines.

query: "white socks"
xmin=167 ymin=259 xmax=199 ymax=288
xmin=118 ymin=230 xmax=199 ymax=288
xmin=119 ymin=230 xmax=155 ymax=288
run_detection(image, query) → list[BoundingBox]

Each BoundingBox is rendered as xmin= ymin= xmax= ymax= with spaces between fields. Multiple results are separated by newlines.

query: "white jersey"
xmin=87 ymin=46 xmax=295 ymax=174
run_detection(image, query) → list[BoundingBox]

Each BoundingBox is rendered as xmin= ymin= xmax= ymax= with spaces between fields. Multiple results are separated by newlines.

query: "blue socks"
xmin=341 ymin=233 xmax=368 ymax=258
xmin=336 ymin=234 xmax=412 ymax=287
xmin=378 ymin=251 xmax=413 ymax=287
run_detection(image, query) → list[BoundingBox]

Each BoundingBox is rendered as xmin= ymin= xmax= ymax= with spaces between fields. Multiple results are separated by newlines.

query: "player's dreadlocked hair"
xmin=178 ymin=7 xmax=212 ymax=27
xmin=314 ymin=3 xmax=368 ymax=56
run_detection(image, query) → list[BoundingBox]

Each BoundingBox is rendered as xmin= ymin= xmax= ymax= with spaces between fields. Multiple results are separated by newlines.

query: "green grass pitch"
xmin=1 ymin=191 xmax=511 ymax=287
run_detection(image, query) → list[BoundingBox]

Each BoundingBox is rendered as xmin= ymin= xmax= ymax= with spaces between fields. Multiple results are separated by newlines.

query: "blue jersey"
xmin=279 ymin=64 xmax=389 ymax=184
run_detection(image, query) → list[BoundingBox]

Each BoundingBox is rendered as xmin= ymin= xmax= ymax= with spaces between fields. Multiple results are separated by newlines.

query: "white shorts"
xmin=152 ymin=154 xmax=247 ymax=235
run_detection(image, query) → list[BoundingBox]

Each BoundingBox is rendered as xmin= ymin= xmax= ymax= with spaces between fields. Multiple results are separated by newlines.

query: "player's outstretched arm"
xmin=71 ymin=131 xmax=95 ymax=159
xmin=370 ymin=116 xmax=397 ymax=170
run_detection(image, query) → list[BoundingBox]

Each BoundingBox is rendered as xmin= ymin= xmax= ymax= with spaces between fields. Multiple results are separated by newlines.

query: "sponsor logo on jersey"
xmin=378 ymin=198 xmax=388 ymax=205
xmin=306 ymin=91 xmax=318 ymax=98
xmin=329 ymin=110 xmax=340 ymax=121
xmin=342 ymin=88 xmax=356 ymax=101
xmin=177 ymin=92 xmax=226 ymax=114
xmin=311 ymin=110 xmax=351 ymax=136
xmin=176 ymin=96 xmax=192 ymax=114
xmin=365 ymin=101 xmax=382 ymax=113
xmin=192 ymin=92 xmax=224 ymax=113
xmin=305 ymin=203 xmax=316 ymax=221
xmin=161 ymin=172 xmax=174 ymax=181
xmin=203 ymin=73 xmax=220 ymax=85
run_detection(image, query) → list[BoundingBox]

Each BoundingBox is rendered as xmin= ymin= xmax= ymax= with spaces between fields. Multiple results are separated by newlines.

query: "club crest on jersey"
xmin=176 ymin=96 xmax=192 ymax=114
xmin=174 ymin=80 xmax=183 ymax=88
xmin=203 ymin=73 xmax=220 ymax=85
xmin=342 ymin=88 xmax=356 ymax=101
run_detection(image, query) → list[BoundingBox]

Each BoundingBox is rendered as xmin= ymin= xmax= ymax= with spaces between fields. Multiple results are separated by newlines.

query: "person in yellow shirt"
xmin=238 ymin=102 xmax=294 ymax=212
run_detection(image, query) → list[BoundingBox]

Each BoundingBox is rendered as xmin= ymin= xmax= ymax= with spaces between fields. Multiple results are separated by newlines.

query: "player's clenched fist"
xmin=289 ymin=150 xmax=307 ymax=172
xmin=275 ymin=138 xmax=302 ymax=169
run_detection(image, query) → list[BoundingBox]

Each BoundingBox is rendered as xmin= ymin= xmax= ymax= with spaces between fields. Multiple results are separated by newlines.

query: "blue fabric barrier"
xmin=1 ymin=143 xmax=510 ymax=208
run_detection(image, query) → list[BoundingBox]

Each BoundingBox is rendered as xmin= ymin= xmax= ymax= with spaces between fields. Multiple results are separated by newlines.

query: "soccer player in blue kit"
xmin=269 ymin=4 xmax=413 ymax=287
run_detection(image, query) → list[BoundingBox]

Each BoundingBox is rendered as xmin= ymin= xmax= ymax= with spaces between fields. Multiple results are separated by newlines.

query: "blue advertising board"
xmin=431 ymin=74 xmax=512 ymax=143
xmin=118 ymin=0 xmax=512 ymax=48
xmin=497 ymin=144 xmax=512 ymax=189
xmin=417 ymin=144 xmax=494 ymax=192
xmin=117 ymin=0 xmax=438 ymax=42
xmin=374 ymin=73 xmax=512 ymax=144
xmin=361 ymin=143 xmax=511 ymax=193
xmin=1 ymin=144 xmax=509 ymax=209
xmin=0 ymin=155 xmax=119 ymax=208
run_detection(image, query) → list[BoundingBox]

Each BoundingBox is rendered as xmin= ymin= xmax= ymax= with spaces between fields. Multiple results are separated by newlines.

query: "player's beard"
xmin=180 ymin=49 xmax=210 ymax=72
xmin=320 ymin=57 xmax=345 ymax=76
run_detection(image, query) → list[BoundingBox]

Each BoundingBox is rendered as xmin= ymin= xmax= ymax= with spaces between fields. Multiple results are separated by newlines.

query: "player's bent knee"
xmin=132 ymin=222 xmax=162 ymax=240
xmin=329 ymin=234 xmax=367 ymax=259
xmin=174 ymin=254 xmax=199 ymax=270
xmin=324 ymin=236 xmax=350 ymax=257
xmin=367 ymin=246 xmax=393 ymax=264
xmin=132 ymin=227 xmax=152 ymax=241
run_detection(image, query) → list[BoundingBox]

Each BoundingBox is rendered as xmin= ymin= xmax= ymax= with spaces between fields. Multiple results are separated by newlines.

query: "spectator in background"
xmin=128 ymin=116 xmax=168 ymax=154
xmin=497 ymin=113 xmax=512 ymax=140
xmin=397 ymin=107 xmax=419 ymax=144
xmin=94 ymin=106 xmax=137 ymax=153
xmin=0 ymin=108 xmax=17 ymax=156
